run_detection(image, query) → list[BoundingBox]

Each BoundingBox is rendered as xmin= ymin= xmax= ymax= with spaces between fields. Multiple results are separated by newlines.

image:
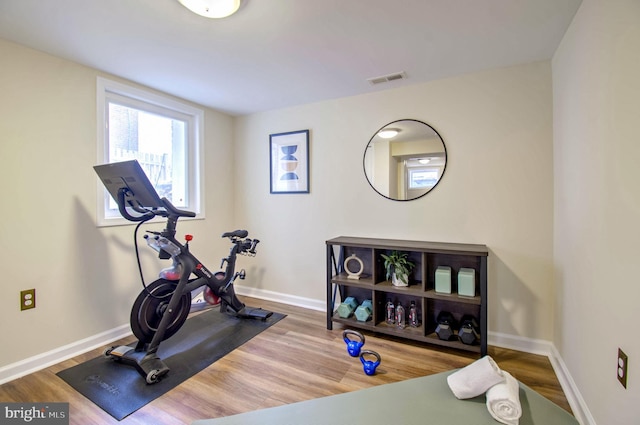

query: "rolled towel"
xmin=447 ymin=355 xmax=505 ymax=399
xmin=486 ymin=371 xmax=522 ymax=425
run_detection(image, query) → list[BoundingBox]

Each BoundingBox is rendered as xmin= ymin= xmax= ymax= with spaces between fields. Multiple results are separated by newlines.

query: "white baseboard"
xmin=0 ymin=287 xmax=321 ymax=385
xmin=0 ymin=324 xmax=131 ymax=385
xmin=235 ymin=285 xmax=326 ymax=312
xmin=488 ymin=331 xmax=594 ymax=425
xmin=488 ymin=331 xmax=555 ymax=356
xmin=548 ymin=345 xmax=597 ymax=425
xmin=0 ymin=285 xmax=596 ymax=425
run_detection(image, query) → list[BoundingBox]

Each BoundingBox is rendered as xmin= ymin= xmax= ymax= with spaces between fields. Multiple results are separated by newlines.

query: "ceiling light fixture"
xmin=377 ymin=128 xmax=400 ymax=139
xmin=178 ymin=0 xmax=241 ymax=19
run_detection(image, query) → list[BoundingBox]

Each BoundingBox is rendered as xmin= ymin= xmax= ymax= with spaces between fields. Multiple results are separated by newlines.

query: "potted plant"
xmin=381 ymin=251 xmax=415 ymax=287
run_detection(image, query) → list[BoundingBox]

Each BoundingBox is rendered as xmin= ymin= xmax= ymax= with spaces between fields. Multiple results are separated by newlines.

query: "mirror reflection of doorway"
xmin=364 ymin=120 xmax=447 ymax=201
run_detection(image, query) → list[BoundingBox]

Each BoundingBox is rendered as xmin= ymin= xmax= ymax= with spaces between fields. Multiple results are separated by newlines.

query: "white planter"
xmin=392 ymin=272 xmax=409 ymax=287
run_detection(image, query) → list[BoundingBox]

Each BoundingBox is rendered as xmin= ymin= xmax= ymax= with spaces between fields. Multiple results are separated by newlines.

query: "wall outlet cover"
xmin=618 ymin=348 xmax=628 ymax=389
xmin=20 ymin=288 xmax=36 ymax=311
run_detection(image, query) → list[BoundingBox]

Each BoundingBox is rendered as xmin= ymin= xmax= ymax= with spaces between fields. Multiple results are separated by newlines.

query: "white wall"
xmin=553 ymin=0 xmax=640 ymax=424
xmin=234 ymin=62 xmax=555 ymax=342
xmin=0 ymin=39 xmax=237 ymax=369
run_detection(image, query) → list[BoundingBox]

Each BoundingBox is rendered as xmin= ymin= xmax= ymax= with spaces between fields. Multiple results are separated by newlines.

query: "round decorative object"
xmin=344 ymin=254 xmax=364 ymax=280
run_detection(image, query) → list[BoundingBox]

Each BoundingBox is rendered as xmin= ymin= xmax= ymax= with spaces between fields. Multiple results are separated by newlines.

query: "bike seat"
xmin=222 ymin=230 xmax=248 ymax=239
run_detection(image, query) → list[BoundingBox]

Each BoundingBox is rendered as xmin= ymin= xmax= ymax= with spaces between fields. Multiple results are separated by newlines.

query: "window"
xmin=408 ymin=168 xmax=440 ymax=189
xmin=96 ymin=77 xmax=204 ymax=226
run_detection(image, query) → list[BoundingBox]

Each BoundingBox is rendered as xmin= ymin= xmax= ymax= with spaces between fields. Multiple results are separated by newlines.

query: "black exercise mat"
xmin=57 ymin=308 xmax=285 ymax=420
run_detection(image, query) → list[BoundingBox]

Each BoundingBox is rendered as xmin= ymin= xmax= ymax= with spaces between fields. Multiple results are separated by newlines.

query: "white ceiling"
xmin=0 ymin=0 xmax=581 ymax=116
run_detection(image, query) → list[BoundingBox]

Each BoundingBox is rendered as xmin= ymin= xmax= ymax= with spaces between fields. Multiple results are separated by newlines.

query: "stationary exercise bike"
xmin=94 ymin=160 xmax=272 ymax=384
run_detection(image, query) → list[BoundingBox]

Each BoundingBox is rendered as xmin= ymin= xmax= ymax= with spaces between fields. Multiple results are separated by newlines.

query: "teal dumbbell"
xmin=354 ymin=300 xmax=373 ymax=322
xmin=337 ymin=297 xmax=358 ymax=318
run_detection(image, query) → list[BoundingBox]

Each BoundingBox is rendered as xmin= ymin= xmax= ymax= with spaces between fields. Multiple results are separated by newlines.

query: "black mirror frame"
xmin=363 ymin=119 xmax=447 ymax=201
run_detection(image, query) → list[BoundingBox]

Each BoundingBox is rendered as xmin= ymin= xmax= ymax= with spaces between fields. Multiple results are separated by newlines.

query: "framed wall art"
xmin=269 ymin=129 xmax=309 ymax=194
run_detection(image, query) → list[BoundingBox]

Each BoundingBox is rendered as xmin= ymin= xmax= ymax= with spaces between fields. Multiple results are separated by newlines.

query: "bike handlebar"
xmin=117 ymin=188 xmax=156 ymax=222
xmin=248 ymin=239 xmax=260 ymax=255
xmin=160 ymin=197 xmax=196 ymax=218
xmin=236 ymin=237 xmax=259 ymax=255
xmin=117 ymin=188 xmax=196 ymax=223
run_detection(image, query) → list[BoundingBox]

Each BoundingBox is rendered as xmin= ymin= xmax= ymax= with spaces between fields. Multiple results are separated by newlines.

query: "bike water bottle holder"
xmin=145 ymin=234 xmax=181 ymax=259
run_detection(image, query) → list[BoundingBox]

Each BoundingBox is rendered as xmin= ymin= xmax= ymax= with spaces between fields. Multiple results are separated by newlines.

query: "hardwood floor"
xmin=0 ymin=297 xmax=572 ymax=424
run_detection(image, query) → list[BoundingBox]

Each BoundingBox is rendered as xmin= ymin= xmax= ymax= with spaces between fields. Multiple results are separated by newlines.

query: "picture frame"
xmin=269 ymin=129 xmax=310 ymax=194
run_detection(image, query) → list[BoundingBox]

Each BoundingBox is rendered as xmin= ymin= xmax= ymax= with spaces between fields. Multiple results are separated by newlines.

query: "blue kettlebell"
xmin=359 ymin=350 xmax=381 ymax=376
xmin=343 ymin=329 xmax=365 ymax=357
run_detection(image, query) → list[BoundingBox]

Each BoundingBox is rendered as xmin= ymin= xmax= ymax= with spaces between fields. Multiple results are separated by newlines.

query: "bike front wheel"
xmin=130 ymin=279 xmax=191 ymax=344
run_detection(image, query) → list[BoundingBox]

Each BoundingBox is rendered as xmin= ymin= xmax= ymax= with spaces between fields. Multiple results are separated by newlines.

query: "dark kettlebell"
xmin=359 ymin=350 xmax=381 ymax=376
xmin=343 ymin=329 xmax=365 ymax=357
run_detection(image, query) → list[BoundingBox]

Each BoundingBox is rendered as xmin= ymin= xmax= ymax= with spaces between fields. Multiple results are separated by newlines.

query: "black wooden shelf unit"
xmin=326 ymin=236 xmax=489 ymax=356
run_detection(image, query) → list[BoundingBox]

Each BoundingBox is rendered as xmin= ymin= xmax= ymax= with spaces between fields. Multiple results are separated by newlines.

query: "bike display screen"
xmin=94 ymin=160 xmax=164 ymax=209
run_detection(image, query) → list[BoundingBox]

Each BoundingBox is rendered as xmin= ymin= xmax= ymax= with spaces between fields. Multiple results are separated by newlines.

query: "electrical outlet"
xmin=20 ymin=288 xmax=36 ymax=311
xmin=618 ymin=348 xmax=628 ymax=388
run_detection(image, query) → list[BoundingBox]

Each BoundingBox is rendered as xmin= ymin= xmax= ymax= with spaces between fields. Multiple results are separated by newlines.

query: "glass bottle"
xmin=396 ymin=303 xmax=405 ymax=329
xmin=409 ymin=300 xmax=419 ymax=327
xmin=385 ymin=299 xmax=395 ymax=324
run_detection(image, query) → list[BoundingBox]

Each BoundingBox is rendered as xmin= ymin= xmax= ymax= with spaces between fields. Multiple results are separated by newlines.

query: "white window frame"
xmin=408 ymin=167 xmax=440 ymax=190
xmin=96 ymin=77 xmax=205 ymax=226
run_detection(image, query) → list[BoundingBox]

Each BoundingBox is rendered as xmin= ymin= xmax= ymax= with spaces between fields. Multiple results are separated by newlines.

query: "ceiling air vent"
xmin=367 ymin=71 xmax=407 ymax=85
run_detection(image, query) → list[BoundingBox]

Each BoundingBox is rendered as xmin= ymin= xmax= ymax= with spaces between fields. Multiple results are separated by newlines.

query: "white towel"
xmin=446 ymin=356 xmax=505 ymax=399
xmin=486 ymin=371 xmax=522 ymax=425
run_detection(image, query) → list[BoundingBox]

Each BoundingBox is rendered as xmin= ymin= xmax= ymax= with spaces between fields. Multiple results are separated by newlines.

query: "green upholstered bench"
xmin=191 ymin=370 xmax=578 ymax=425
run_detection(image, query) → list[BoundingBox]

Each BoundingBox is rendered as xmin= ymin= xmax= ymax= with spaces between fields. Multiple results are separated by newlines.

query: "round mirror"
xmin=363 ymin=119 xmax=447 ymax=201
